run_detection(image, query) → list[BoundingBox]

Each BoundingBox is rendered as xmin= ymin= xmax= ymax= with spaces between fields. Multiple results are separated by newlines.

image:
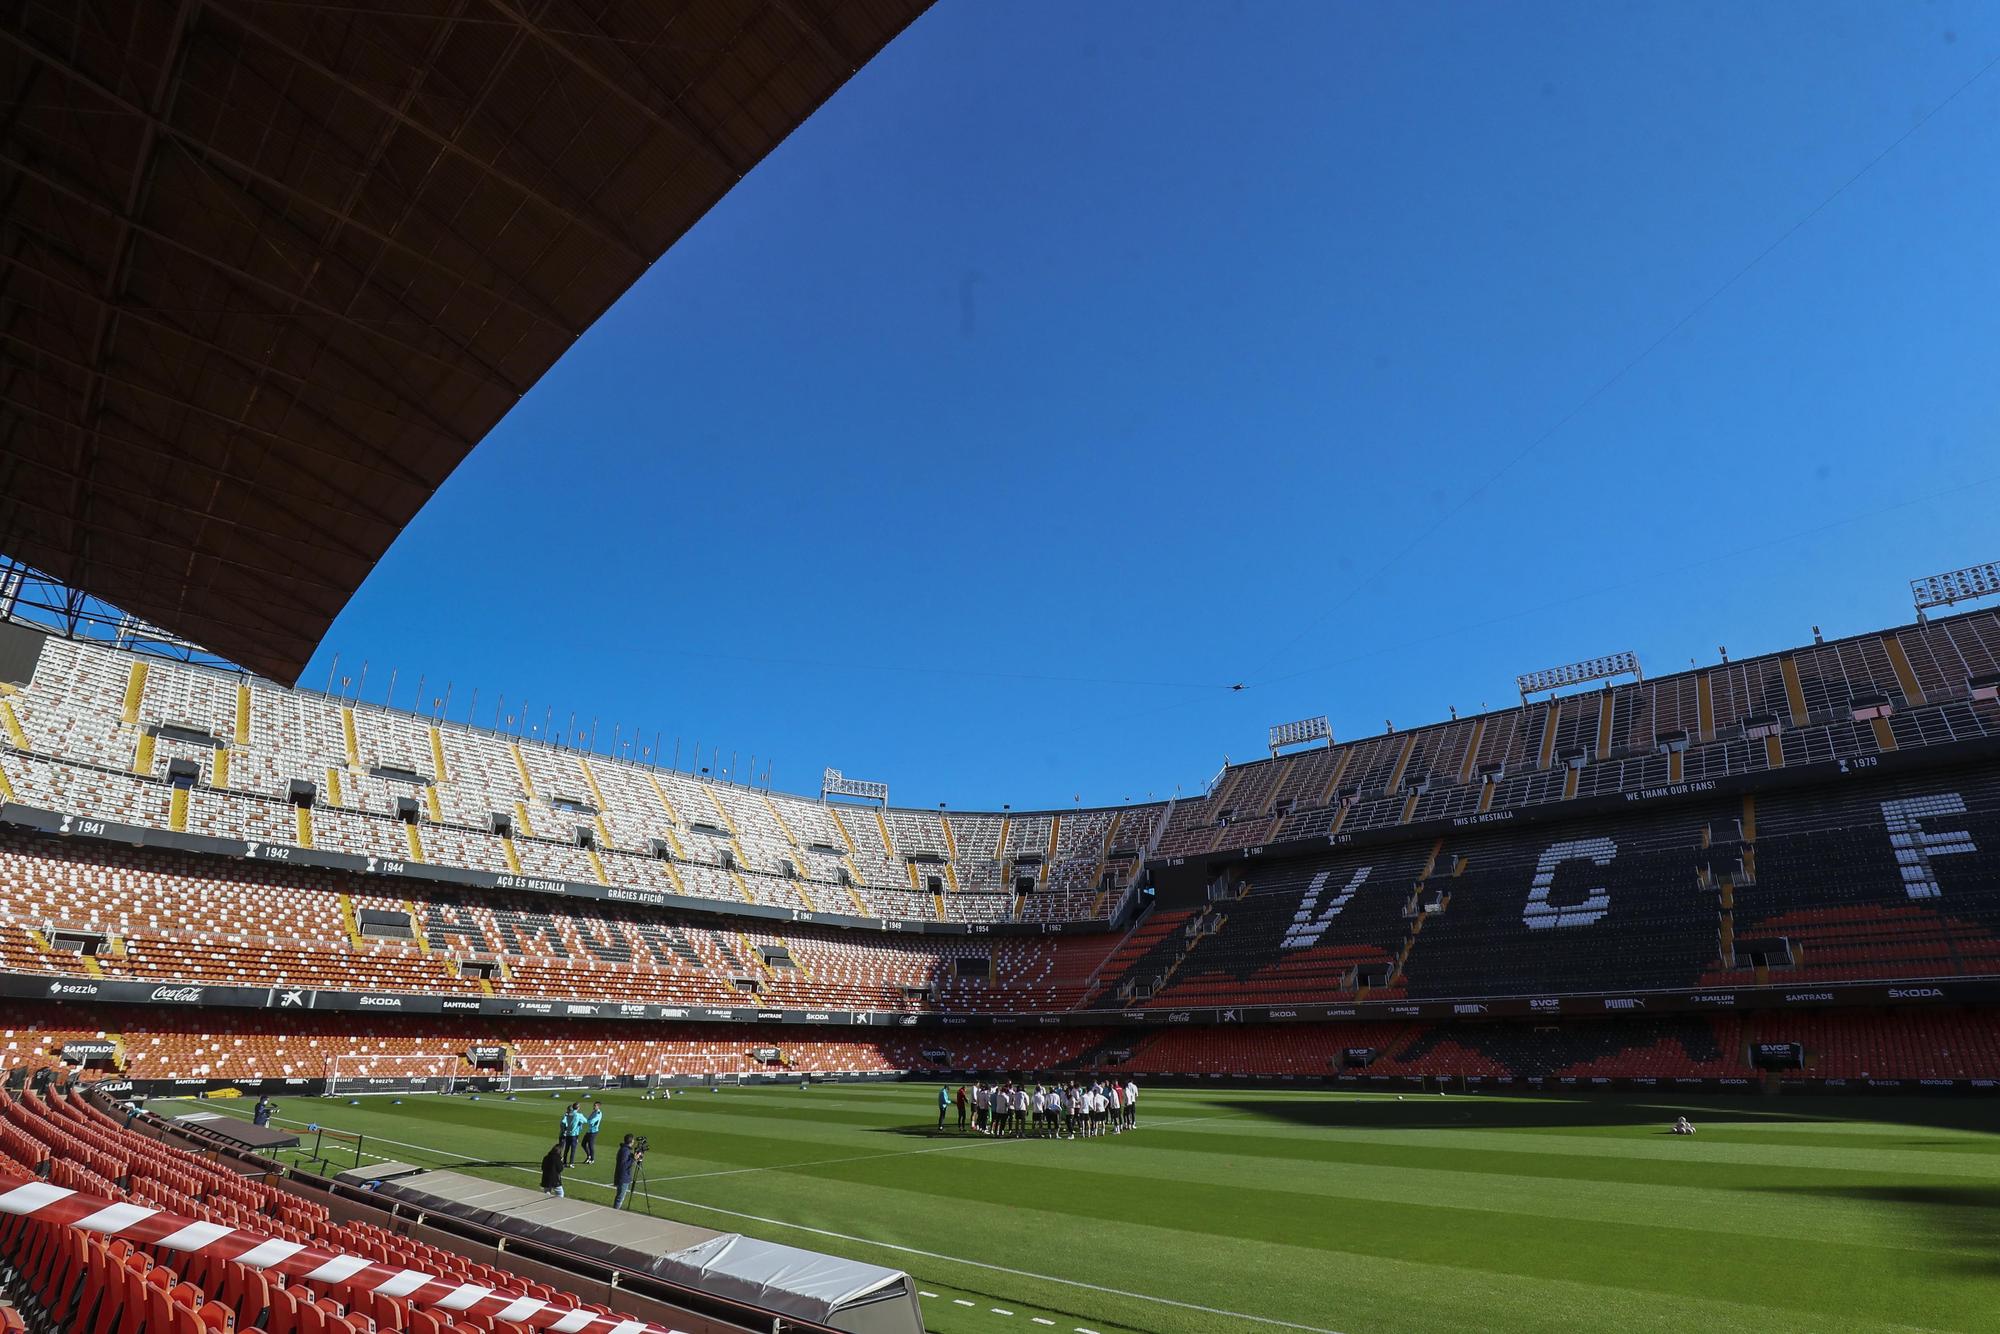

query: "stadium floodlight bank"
xmin=1911 ymin=560 xmax=2000 ymax=617
xmin=1515 ymin=650 xmax=1643 ymax=701
xmin=326 ymin=1054 xmax=460 ymax=1097
xmin=820 ymin=767 xmax=889 ymax=805
xmin=1268 ymin=714 xmax=1333 ymax=756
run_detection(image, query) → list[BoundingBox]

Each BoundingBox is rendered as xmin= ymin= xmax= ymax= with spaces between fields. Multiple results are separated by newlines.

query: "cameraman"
xmin=613 ymin=1133 xmax=644 ymax=1210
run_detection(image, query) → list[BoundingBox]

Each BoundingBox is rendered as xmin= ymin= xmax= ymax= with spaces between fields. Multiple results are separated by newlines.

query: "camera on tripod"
xmin=632 ymin=1134 xmax=650 ymax=1153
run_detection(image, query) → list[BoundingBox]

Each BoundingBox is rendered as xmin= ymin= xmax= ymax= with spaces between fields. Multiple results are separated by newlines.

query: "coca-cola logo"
xmin=150 ymin=986 xmax=203 ymax=1003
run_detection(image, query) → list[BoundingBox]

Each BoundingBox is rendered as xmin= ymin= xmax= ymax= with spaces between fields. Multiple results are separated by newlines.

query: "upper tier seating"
xmin=1146 ymin=843 xmax=1433 ymax=1007
xmin=1738 ymin=767 xmax=2000 ymax=981
xmin=1131 ymin=765 xmax=2000 ymax=1008
xmin=8 ymin=750 xmax=2000 ymax=1014
xmin=10 ymin=612 xmax=2000 ymax=938
xmin=1400 ymin=802 xmax=1730 ymax=999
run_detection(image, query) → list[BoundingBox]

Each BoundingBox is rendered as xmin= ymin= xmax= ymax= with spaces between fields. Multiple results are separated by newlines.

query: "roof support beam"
xmin=481 ymin=0 xmax=746 ymax=181
xmin=0 ymin=149 xmax=512 ymax=394
xmin=0 ymin=24 xmax=576 ymax=340
xmin=209 ymin=1 xmax=650 ymax=265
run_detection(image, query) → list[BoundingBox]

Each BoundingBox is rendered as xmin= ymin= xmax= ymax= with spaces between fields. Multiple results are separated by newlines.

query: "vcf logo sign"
xmin=1881 ymin=794 xmax=1975 ymax=899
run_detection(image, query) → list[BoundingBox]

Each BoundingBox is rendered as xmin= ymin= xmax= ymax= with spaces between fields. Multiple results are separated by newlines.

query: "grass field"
xmin=168 ymin=1085 xmax=2000 ymax=1334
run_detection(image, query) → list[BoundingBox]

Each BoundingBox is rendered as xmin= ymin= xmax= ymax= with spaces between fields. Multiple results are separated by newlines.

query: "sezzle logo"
xmin=1887 ymin=987 xmax=1943 ymax=999
xmin=49 ymin=981 xmax=100 ymax=997
xmin=150 ymin=986 xmax=203 ymax=1003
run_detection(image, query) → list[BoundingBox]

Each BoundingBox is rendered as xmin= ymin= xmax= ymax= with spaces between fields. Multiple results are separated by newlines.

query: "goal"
xmin=504 ymin=1050 xmax=615 ymax=1093
xmin=326 ymin=1053 xmax=460 ymax=1097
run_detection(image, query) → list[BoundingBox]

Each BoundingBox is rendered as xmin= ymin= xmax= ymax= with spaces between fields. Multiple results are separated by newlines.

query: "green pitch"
xmin=170 ymin=1085 xmax=2000 ymax=1334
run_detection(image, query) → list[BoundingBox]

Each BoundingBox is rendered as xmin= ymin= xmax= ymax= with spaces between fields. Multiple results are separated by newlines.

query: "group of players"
xmin=939 ymin=1078 xmax=1139 ymax=1138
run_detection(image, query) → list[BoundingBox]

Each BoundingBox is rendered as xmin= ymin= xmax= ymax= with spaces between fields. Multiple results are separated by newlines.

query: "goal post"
xmin=698 ymin=1059 xmax=741 ymax=1091
xmin=325 ymin=1053 xmax=460 ymax=1097
xmin=506 ymin=1051 xmax=615 ymax=1093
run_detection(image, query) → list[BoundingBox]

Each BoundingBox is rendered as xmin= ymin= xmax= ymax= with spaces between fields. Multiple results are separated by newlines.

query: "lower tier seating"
xmin=6 ymin=1005 xmax=1996 ymax=1085
xmin=0 ymin=1086 xmax=657 ymax=1332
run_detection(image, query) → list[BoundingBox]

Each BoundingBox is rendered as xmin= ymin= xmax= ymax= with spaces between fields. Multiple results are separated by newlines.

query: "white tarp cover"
xmin=648 ymin=1234 xmax=923 ymax=1334
xmin=371 ymin=1171 xmax=923 ymax=1333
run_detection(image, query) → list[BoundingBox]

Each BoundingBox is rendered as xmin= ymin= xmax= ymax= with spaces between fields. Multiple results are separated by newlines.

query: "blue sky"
xmin=312 ymin=1 xmax=2000 ymax=811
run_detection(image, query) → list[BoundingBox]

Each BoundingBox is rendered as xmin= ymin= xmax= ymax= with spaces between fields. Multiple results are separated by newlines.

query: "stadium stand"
xmin=5 ymin=609 xmax=2000 ymax=1104
xmin=0 ymin=1084 xmax=678 ymax=1333
xmin=10 ymin=1004 xmax=1998 ymax=1086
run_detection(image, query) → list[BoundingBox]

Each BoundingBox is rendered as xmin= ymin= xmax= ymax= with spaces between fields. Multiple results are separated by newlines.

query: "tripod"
xmin=629 ymin=1153 xmax=655 ymax=1216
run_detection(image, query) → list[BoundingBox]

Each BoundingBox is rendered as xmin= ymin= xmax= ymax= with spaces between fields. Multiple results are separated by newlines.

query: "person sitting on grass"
xmin=541 ymin=1140 xmax=567 ymax=1197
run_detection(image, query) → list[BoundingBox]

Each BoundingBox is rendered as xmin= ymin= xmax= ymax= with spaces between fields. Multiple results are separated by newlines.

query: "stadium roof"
xmin=0 ymin=0 xmax=928 ymax=683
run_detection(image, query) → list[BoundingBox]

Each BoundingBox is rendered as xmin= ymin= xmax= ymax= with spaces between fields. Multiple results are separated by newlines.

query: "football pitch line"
xmin=172 ymin=1099 xmax=1347 ymax=1334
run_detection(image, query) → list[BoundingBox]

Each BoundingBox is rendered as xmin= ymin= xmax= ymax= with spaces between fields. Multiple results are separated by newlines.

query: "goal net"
xmin=505 ymin=1051 xmax=615 ymax=1093
xmin=326 ymin=1053 xmax=460 ymax=1097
